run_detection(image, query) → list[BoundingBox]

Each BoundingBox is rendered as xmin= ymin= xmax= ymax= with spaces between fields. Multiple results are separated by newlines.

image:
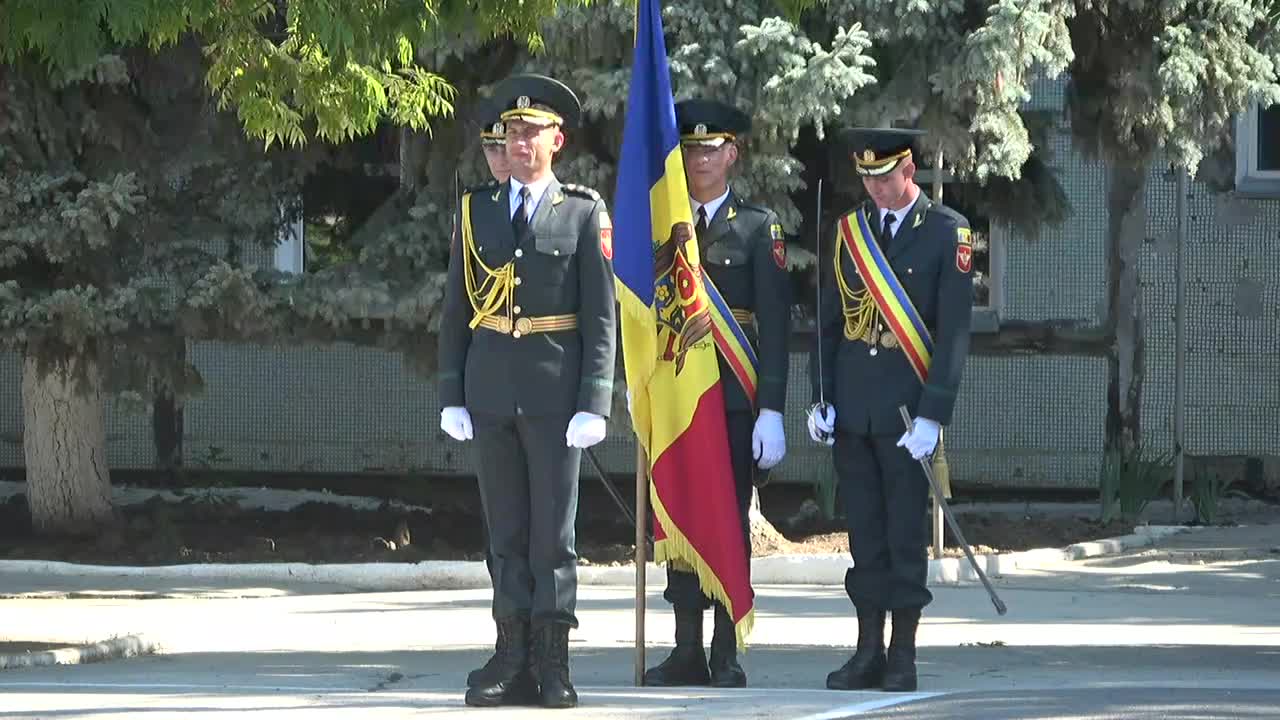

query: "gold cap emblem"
xmin=694 ymin=123 xmax=708 ymax=135
xmin=491 ymin=122 xmax=503 ymax=134
xmin=516 ymin=95 xmax=531 ymax=109
xmin=862 ymin=149 xmax=876 ymax=162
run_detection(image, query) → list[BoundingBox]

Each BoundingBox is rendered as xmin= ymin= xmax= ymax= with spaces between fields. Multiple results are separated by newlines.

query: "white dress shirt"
xmin=878 ymin=192 xmax=918 ymax=239
xmin=509 ymin=175 xmax=555 ymax=221
xmin=691 ymin=186 xmax=731 ymax=227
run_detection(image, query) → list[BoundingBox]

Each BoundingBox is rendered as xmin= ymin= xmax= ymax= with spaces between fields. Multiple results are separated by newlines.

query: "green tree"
xmin=0 ymin=0 xmax=591 ymax=535
xmin=1060 ymin=0 xmax=1280 ymax=453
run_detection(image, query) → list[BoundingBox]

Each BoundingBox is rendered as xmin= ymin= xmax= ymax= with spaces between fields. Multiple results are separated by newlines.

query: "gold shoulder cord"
xmin=461 ymin=193 xmax=515 ymax=329
xmin=833 ymin=221 xmax=876 ymax=341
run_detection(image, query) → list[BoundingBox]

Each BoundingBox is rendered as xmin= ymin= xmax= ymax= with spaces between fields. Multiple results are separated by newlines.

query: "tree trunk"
xmin=22 ymin=353 xmax=114 ymax=535
xmin=152 ymin=338 xmax=186 ymax=484
xmin=1104 ymin=163 xmax=1148 ymax=454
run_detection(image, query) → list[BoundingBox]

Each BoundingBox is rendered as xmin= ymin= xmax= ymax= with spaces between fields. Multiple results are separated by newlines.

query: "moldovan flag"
xmin=611 ymin=0 xmax=754 ymax=647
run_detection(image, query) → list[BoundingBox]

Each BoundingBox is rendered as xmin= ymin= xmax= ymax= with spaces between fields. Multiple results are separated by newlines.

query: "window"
xmin=274 ymin=201 xmax=305 ymax=274
xmin=1235 ymin=102 xmax=1280 ymax=197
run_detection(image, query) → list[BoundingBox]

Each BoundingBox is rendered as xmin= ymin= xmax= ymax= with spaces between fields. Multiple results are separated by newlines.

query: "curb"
xmin=0 ymin=526 xmax=1192 ymax=594
xmin=0 ymin=635 xmax=157 ymax=671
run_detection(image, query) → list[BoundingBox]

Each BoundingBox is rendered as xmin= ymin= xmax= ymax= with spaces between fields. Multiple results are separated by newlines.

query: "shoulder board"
xmin=462 ymin=181 xmax=499 ymax=195
xmin=562 ymin=183 xmax=603 ymax=202
xmin=928 ymin=202 xmax=968 ymax=227
xmin=732 ymin=198 xmax=771 ymax=217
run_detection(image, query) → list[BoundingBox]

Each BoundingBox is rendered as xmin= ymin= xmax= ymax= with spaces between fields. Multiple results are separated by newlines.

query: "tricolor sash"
xmin=837 ymin=209 xmax=934 ymax=383
xmin=702 ymin=276 xmax=759 ymax=406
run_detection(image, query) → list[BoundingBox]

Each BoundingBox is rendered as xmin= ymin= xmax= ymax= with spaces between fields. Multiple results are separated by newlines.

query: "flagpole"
xmin=634 ymin=442 xmax=649 ymax=685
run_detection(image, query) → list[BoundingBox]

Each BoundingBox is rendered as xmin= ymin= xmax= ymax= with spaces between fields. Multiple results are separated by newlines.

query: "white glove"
xmin=807 ymin=403 xmax=835 ymax=446
xmin=752 ymin=409 xmax=786 ymax=469
xmin=897 ymin=417 xmax=941 ymax=460
xmin=440 ymin=406 xmax=473 ymax=442
xmin=566 ymin=411 xmax=607 ymax=448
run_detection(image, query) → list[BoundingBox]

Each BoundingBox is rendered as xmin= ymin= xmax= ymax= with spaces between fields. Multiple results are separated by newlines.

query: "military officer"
xmin=476 ymin=99 xmax=512 ymax=184
xmin=438 ymin=73 xmax=617 ymax=710
xmin=642 ymin=98 xmax=791 ymax=689
xmin=463 ymin=98 xmax=510 ymax=692
xmin=807 ymin=127 xmax=974 ymax=692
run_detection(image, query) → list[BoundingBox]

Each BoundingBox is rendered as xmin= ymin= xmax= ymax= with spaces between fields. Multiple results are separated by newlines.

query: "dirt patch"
xmin=0 ymin=642 xmax=69 ymax=654
xmin=777 ymin=512 xmax=1137 ymax=559
xmin=0 ymin=484 xmax=1151 ymax=567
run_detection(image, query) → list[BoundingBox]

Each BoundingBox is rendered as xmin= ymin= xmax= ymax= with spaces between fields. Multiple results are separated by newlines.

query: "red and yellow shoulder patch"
xmin=770 ymin=223 xmax=786 ymax=268
xmin=599 ymin=211 xmax=613 ymax=260
xmin=955 ymin=227 xmax=973 ymax=273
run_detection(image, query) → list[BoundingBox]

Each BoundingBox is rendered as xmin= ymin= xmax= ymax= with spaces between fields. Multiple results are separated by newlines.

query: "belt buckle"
xmin=514 ymin=316 xmax=533 ymax=335
xmin=492 ymin=317 xmax=512 ymax=334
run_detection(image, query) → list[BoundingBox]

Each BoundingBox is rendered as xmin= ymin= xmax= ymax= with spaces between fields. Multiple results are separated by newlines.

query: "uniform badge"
xmin=694 ymin=123 xmax=707 ymax=135
xmin=955 ymin=227 xmax=973 ymax=273
xmin=599 ymin=211 xmax=613 ymax=260
xmin=491 ymin=122 xmax=503 ymax=134
xmin=772 ymin=239 xmax=787 ymax=269
xmin=862 ymin=149 xmax=876 ymax=162
xmin=516 ymin=95 xmax=530 ymax=109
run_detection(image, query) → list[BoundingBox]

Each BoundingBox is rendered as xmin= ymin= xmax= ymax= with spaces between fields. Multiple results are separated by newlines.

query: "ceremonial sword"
xmin=898 ymin=405 xmax=1007 ymax=616
xmin=811 ymin=179 xmax=834 ymax=444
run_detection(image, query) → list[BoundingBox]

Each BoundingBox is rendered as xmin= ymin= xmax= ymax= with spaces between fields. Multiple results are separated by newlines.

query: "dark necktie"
xmin=879 ymin=212 xmax=896 ymax=251
xmin=697 ymin=205 xmax=709 ymax=231
xmin=512 ymin=186 xmax=532 ymax=241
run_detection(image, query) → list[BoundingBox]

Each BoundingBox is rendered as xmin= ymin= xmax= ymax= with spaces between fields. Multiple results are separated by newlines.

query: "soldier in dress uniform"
xmin=641 ymin=98 xmax=791 ymax=689
xmin=437 ymin=73 xmax=617 ymax=709
xmin=477 ymin=99 xmax=511 ymax=184
xmin=462 ymin=98 xmax=509 ymax=692
xmin=807 ymin=127 xmax=974 ymax=692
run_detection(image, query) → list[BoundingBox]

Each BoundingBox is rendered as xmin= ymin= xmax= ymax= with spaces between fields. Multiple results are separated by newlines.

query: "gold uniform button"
xmin=907 ymin=267 xmax=913 ymax=274
xmin=513 ymin=306 xmax=522 ymax=315
xmin=515 ymin=249 xmax=524 ymax=258
xmin=724 ymin=259 xmax=731 ymax=265
xmin=514 ymin=277 xmax=522 ymax=285
xmin=512 ymin=330 xmax=522 ymax=338
xmin=870 ymin=348 xmax=878 ymax=357
xmin=553 ymin=249 xmax=560 ymax=256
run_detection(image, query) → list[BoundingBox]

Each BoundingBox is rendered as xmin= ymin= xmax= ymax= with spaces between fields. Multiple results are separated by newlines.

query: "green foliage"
xmin=1189 ymin=468 xmax=1238 ymax=526
xmin=1 ymin=0 xmax=596 ymax=147
xmin=1065 ymin=0 xmax=1280 ymax=173
xmin=1099 ymin=443 xmax=1173 ymax=524
xmin=818 ymin=0 xmax=1074 ymax=184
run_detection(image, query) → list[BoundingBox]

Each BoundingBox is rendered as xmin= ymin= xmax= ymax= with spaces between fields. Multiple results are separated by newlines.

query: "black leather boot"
xmin=467 ymin=621 xmax=505 ymax=687
xmin=709 ymin=603 xmax=746 ymax=688
xmin=533 ymin=623 xmax=577 ymax=709
xmin=882 ymin=609 xmax=920 ymax=692
xmin=643 ymin=607 xmax=710 ymax=686
xmin=464 ymin=618 xmax=539 ymax=706
xmin=826 ymin=607 xmax=887 ymax=690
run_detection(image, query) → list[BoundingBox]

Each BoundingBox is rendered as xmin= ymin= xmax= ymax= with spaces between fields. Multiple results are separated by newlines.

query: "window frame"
xmin=1235 ymin=102 xmax=1280 ymax=198
xmin=273 ymin=200 xmax=305 ymax=275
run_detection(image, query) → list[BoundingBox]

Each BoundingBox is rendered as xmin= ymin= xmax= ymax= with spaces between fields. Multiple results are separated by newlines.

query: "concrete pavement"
xmin=1 ymin=522 xmax=1278 ymax=718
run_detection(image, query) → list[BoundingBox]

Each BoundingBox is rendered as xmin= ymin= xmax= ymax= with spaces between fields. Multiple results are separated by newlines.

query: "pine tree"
xmin=0 ymin=0 xmax=593 ymax=534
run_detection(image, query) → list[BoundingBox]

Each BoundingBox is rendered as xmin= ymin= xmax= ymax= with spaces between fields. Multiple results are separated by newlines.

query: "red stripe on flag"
xmin=649 ymin=382 xmax=753 ymax=623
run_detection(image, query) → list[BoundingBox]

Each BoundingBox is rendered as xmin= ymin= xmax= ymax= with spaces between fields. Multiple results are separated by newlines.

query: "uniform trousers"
xmin=833 ymin=428 xmax=933 ymax=611
xmin=471 ymin=410 xmax=581 ymax=628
